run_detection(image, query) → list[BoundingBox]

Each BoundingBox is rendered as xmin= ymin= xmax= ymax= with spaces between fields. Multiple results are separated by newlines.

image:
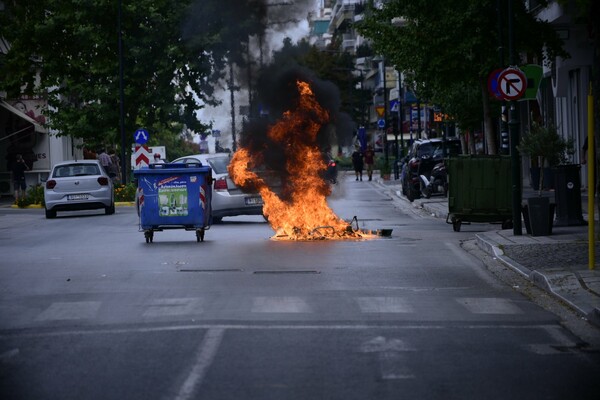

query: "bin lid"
xmin=134 ymin=162 xmax=211 ymax=176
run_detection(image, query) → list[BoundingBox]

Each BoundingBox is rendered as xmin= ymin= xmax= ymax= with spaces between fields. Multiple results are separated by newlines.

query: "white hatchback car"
xmin=44 ymin=160 xmax=115 ymax=219
xmin=170 ymin=153 xmax=264 ymax=223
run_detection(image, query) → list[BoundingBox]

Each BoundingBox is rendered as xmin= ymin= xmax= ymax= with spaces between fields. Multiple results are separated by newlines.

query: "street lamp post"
xmin=508 ymin=0 xmax=522 ymax=235
xmin=377 ymin=56 xmax=389 ymax=166
xmin=118 ymin=0 xmax=126 ymax=184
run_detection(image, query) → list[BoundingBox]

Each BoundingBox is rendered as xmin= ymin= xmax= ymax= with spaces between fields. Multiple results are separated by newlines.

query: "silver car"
xmin=44 ymin=160 xmax=115 ymax=219
xmin=171 ymin=153 xmax=264 ymax=223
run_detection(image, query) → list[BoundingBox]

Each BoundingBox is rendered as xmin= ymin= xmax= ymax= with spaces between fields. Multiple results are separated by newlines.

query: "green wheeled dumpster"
xmin=446 ymin=155 xmax=512 ymax=232
xmin=134 ymin=162 xmax=212 ymax=243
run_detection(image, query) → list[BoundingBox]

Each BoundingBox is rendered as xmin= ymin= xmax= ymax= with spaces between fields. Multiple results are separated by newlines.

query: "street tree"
xmin=0 ymin=0 xmax=215 ymax=152
xmin=357 ymin=0 xmax=566 ymax=154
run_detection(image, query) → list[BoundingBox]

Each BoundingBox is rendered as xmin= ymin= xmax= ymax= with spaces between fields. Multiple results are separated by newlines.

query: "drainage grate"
xmin=253 ymin=270 xmax=320 ymax=275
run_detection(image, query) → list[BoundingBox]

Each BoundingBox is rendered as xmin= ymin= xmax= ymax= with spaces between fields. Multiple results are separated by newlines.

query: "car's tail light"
xmin=46 ymin=180 xmax=56 ymax=189
xmin=97 ymin=177 xmax=110 ymax=186
xmin=214 ymin=177 xmax=228 ymax=191
xmin=408 ymin=159 xmax=420 ymax=171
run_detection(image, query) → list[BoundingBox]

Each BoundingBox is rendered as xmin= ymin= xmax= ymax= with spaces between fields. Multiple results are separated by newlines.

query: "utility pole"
xmin=382 ymin=57 xmax=389 ymax=166
xmin=229 ymin=59 xmax=237 ymax=152
xmin=118 ymin=0 xmax=126 ymax=184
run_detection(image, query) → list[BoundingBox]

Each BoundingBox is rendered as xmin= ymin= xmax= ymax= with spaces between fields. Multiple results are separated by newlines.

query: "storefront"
xmin=0 ymin=99 xmax=74 ymax=196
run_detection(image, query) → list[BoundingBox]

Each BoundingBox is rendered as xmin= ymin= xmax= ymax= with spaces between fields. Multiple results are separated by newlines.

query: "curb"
xmin=475 ymin=233 xmax=600 ymax=327
xmin=7 ymin=201 xmax=135 ymax=209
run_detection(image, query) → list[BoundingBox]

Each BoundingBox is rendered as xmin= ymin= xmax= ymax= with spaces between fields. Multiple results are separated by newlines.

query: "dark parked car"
xmin=399 ymin=138 xmax=462 ymax=201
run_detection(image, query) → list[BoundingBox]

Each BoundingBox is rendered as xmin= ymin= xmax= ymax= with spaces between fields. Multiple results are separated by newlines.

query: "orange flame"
xmin=229 ymin=80 xmax=370 ymax=240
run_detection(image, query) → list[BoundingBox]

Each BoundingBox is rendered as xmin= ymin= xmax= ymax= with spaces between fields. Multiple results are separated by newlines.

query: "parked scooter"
xmin=420 ymin=159 xmax=448 ymax=199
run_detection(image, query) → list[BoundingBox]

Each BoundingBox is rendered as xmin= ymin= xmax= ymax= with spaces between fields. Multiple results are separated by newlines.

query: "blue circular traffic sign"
xmin=134 ymin=128 xmax=149 ymax=144
xmin=377 ymin=119 xmax=386 ymax=129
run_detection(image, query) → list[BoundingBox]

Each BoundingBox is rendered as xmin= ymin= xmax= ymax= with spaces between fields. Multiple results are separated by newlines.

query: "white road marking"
xmin=173 ymin=327 xmax=224 ymax=400
xmin=35 ymin=301 xmax=102 ymax=321
xmin=0 ymin=323 xmax=559 ymax=339
xmin=456 ymin=297 xmax=523 ymax=314
xmin=359 ymin=336 xmax=417 ymax=380
xmin=143 ymin=298 xmax=203 ymax=317
xmin=251 ymin=296 xmax=311 ymax=313
xmin=356 ymin=297 xmax=414 ymax=313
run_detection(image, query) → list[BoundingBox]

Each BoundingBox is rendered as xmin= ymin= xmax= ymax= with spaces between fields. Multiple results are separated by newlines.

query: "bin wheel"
xmin=196 ymin=229 xmax=205 ymax=242
xmin=145 ymin=231 xmax=153 ymax=243
xmin=452 ymin=218 xmax=461 ymax=232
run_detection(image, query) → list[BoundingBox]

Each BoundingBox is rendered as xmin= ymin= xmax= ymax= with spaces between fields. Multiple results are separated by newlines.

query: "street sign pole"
xmin=382 ymin=57 xmax=389 ymax=167
xmin=508 ymin=0 xmax=522 ymax=236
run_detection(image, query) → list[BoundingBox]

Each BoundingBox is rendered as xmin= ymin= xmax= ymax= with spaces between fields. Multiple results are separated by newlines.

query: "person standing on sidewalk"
xmin=351 ymin=146 xmax=364 ymax=181
xmin=364 ymin=144 xmax=375 ymax=181
xmin=107 ymin=148 xmax=121 ymax=184
xmin=11 ymin=154 xmax=29 ymax=203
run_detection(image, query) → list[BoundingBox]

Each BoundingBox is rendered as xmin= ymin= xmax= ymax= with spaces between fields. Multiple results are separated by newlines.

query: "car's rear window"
xmin=205 ymin=156 xmax=230 ymax=174
xmin=416 ymin=143 xmax=435 ymax=157
xmin=53 ymin=164 xmax=100 ymax=178
xmin=432 ymin=141 xmax=462 ymax=158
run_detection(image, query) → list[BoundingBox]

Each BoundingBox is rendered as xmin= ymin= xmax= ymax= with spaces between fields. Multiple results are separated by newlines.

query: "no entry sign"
xmin=497 ymin=68 xmax=527 ymax=100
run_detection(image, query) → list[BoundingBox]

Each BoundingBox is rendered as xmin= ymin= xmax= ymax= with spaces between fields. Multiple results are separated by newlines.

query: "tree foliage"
xmin=356 ymin=0 xmax=567 ymax=154
xmin=0 ymin=0 xmax=222 ymax=152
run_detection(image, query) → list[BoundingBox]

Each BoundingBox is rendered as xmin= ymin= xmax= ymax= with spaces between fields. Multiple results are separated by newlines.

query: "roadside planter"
xmin=517 ymin=122 xmax=574 ymax=236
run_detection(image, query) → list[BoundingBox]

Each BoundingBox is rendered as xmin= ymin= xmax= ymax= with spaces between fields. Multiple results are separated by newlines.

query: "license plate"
xmin=68 ymin=194 xmax=89 ymax=201
xmin=245 ymin=196 xmax=263 ymax=205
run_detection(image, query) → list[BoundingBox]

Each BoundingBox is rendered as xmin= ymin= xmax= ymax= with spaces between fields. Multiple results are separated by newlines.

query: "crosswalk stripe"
xmin=36 ymin=301 xmax=102 ymax=321
xmin=251 ymin=296 xmax=311 ymax=313
xmin=456 ymin=297 xmax=523 ymax=314
xmin=356 ymin=297 xmax=414 ymax=313
xmin=143 ymin=297 xmax=204 ymax=317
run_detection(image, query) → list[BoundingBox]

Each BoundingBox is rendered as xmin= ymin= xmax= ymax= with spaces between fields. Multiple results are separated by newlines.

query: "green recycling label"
xmin=157 ymin=176 xmax=189 ymax=217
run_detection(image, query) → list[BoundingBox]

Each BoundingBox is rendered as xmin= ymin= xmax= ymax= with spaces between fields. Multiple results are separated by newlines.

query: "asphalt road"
xmin=0 ymin=175 xmax=599 ymax=399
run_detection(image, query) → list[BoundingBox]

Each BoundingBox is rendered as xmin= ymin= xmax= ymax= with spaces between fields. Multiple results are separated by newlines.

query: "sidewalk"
xmin=381 ymin=178 xmax=600 ymax=327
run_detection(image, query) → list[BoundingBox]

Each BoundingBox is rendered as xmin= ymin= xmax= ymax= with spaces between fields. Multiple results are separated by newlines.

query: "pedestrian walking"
xmin=108 ymin=148 xmax=121 ymax=184
xmin=97 ymin=148 xmax=112 ymax=173
xmin=351 ymin=146 xmax=364 ymax=181
xmin=11 ymin=154 xmax=29 ymax=203
xmin=364 ymin=144 xmax=375 ymax=181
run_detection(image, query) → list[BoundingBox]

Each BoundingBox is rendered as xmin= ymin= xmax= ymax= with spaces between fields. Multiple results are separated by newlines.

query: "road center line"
xmin=173 ymin=327 xmax=225 ymax=400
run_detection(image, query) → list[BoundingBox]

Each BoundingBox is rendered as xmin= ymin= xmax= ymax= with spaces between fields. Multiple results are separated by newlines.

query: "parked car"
xmin=44 ymin=160 xmax=115 ymax=218
xmin=169 ymin=153 xmax=265 ymax=223
xmin=399 ymin=138 xmax=462 ymax=201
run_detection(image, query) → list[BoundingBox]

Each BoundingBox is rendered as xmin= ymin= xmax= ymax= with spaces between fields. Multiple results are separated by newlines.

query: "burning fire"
xmin=229 ymin=80 xmax=371 ymax=240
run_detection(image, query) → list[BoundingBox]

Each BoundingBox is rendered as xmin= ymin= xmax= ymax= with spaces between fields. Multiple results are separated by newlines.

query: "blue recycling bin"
xmin=134 ymin=162 xmax=212 ymax=243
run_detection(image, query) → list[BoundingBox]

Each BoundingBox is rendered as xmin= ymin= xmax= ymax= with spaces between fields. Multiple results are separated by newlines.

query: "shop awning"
xmin=0 ymin=100 xmax=47 ymax=136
